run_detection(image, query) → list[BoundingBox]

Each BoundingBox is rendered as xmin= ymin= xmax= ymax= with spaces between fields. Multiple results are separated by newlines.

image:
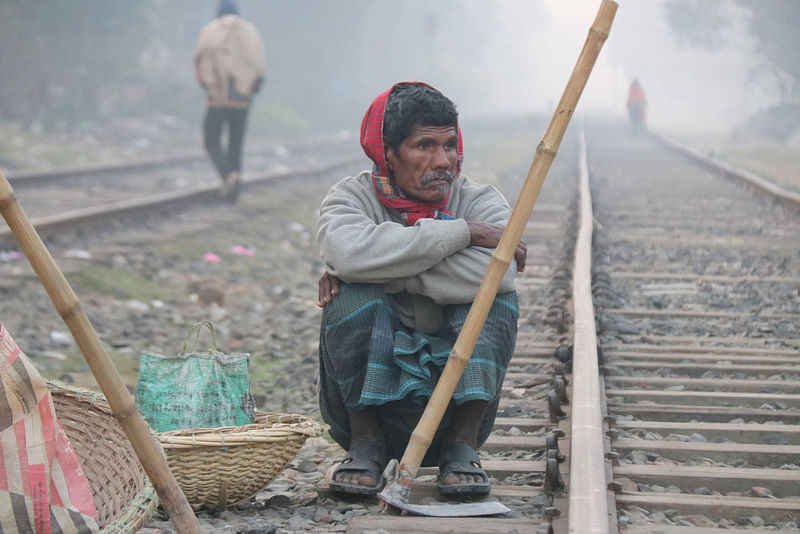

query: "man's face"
xmin=386 ymin=125 xmax=459 ymax=203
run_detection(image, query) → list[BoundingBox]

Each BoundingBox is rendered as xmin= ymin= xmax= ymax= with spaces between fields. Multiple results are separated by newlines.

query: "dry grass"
xmin=678 ymin=131 xmax=800 ymax=193
xmin=718 ymin=143 xmax=800 ymax=192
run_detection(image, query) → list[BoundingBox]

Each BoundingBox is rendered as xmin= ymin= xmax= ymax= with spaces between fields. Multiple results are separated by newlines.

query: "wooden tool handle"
xmin=399 ymin=0 xmax=618 ymax=477
xmin=0 ymin=172 xmax=202 ymax=533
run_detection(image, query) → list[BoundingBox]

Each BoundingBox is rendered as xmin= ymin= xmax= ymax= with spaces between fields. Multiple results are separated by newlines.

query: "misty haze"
xmin=1 ymin=1 xmax=797 ymax=145
xmin=0 ymin=2 xmax=798 ymax=532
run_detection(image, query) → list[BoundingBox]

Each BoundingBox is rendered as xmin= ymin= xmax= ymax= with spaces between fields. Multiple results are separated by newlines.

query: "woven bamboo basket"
xmin=48 ymin=381 xmax=158 ymax=534
xmin=158 ymin=412 xmax=325 ymax=511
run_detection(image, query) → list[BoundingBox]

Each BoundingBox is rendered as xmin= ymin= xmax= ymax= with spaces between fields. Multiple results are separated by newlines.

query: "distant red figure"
xmin=627 ymin=78 xmax=647 ymax=130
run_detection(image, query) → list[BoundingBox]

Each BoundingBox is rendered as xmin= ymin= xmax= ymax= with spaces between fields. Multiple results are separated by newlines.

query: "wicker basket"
xmin=48 ymin=381 xmax=158 ymax=534
xmin=158 ymin=412 xmax=325 ymax=511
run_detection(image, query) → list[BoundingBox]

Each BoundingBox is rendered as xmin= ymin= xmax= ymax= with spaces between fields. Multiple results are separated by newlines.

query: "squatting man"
xmin=316 ymin=82 xmax=526 ymax=498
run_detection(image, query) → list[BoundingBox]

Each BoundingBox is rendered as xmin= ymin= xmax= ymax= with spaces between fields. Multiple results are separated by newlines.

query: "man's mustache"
xmin=420 ymin=171 xmax=454 ymax=185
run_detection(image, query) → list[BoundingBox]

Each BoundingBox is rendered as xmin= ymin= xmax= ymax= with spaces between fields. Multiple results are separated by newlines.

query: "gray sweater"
xmin=317 ymin=170 xmax=518 ymax=332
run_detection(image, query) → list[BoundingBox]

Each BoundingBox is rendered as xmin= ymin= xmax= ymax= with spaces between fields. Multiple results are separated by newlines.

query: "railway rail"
xmin=1 ymin=119 xmax=798 ymax=533
xmin=0 ymin=136 xmax=360 ymax=242
xmin=351 ymin=118 xmax=799 ymax=533
xmin=589 ymin=120 xmax=800 ymax=534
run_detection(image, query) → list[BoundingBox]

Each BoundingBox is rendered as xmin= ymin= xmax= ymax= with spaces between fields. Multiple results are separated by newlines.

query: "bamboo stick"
xmin=0 ymin=171 xmax=202 ymax=533
xmin=397 ymin=0 xmax=618 ymax=481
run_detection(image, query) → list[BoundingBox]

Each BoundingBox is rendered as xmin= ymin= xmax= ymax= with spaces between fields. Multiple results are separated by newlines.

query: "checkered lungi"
xmin=318 ymin=282 xmax=518 ymax=465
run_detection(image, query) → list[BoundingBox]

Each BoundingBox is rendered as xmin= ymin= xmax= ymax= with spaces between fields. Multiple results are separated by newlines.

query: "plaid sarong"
xmin=318 ymin=283 xmax=518 ymax=465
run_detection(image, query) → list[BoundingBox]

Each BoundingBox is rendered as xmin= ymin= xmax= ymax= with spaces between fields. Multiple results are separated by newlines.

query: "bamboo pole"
xmin=395 ymin=0 xmax=618 ymax=483
xmin=0 ymin=171 xmax=201 ymax=533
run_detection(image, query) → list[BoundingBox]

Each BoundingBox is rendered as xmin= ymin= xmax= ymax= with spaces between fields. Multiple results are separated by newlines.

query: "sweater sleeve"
xmin=317 ymin=177 xmax=471 ymax=283
xmin=240 ymin=21 xmax=265 ymax=78
xmin=395 ymin=183 xmax=518 ymax=304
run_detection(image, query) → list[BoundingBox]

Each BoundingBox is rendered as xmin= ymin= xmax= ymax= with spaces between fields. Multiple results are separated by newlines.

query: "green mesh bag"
xmin=135 ymin=321 xmax=255 ymax=432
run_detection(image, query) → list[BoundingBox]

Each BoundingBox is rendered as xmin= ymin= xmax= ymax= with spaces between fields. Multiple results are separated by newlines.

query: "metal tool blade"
xmin=378 ymin=459 xmax=511 ymax=517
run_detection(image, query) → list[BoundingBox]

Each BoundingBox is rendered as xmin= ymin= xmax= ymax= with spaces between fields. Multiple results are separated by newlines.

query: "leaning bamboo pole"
xmin=0 ymin=170 xmax=201 ymax=533
xmin=387 ymin=0 xmax=618 ymax=495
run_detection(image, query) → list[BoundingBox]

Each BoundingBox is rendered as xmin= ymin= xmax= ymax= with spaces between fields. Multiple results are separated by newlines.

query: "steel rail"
xmin=568 ymin=122 xmax=613 ymax=534
xmin=5 ymin=152 xmax=204 ymax=185
xmin=0 ymin=156 xmax=362 ymax=240
xmin=591 ymin=120 xmax=800 ymax=529
xmin=4 ymin=133 xmax=353 ymax=186
xmin=649 ymin=130 xmax=800 ymax=205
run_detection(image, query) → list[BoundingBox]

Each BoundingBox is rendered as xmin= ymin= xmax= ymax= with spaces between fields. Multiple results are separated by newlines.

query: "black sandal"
xmin=329 ymin=441 xmax=388 ymax=496
xmin=437 ymin=441 xmax=491 ymax=497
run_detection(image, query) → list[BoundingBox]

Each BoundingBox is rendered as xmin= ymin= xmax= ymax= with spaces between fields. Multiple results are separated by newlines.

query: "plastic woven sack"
xmin=0 ymin=323 xmax=100 ymax=534
xmin=135 ymin=321 xmax=255 ymax=432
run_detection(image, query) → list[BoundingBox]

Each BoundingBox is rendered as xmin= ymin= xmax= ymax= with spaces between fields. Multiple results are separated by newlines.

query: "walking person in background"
xmin=627 ymin=78 xmax=647 ymax=132
xmin=194 ymin=0 xmax=265 ymax=201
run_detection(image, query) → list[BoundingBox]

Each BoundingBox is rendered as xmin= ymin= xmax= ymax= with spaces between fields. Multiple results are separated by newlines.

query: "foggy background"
xmin=0 ymin=0 xmax=797 ymax=144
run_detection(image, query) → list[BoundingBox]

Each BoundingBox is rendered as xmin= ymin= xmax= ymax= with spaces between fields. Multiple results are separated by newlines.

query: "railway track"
xmin=346 ymin=120 xmax=580 ymax=534
xmin=0 ymin=136 xmax=360 ymax=243
xmin=590 ymin=120 xmax=800 ymax=533
xmin=2 ymin=118 xmax=797 ymax=533
xmin=348 ymin=118 xmax=799 ymax=533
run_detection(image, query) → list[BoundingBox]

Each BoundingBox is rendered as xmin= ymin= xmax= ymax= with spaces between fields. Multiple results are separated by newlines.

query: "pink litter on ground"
xmin=0 ymin=251 xmax=24 ymax=261
xmin=230 ymin=245 xmax=255 ymax=256
xmin=203 ymin=252 xmax=221 ymax=263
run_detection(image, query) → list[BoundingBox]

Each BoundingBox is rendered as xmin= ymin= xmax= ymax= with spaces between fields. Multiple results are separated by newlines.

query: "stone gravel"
xmin=0 ymin=161 xmax=368 ymax=532
xmin=1 ymin=117 xmax=561 ymax=533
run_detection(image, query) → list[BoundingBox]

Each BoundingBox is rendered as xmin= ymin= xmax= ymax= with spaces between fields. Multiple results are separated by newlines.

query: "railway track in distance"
xmin=3 ymin=118 xmax=797 ymax=533
xmin=349 ymin=118 xmax=799 ymax=533
xmin=592 ymin=119 xmax=800 ymax=533
xmin=0 ymin=137 xmax=362 ymax=243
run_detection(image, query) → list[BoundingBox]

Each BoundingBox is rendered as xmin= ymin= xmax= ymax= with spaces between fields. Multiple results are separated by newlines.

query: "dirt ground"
xmin=2 ymin=116 xmax=794 ymax=532
xmin=0 ymin=117 xmax=547 ymax=533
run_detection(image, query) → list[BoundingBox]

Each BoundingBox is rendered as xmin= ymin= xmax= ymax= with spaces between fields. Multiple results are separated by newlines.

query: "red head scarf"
xmin=360 ymin=82 xmax=464 ymax=225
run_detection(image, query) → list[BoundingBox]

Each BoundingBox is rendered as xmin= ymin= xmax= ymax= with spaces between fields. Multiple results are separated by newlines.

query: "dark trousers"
xmin=203 ymin=106 xmax=250 ymax=181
